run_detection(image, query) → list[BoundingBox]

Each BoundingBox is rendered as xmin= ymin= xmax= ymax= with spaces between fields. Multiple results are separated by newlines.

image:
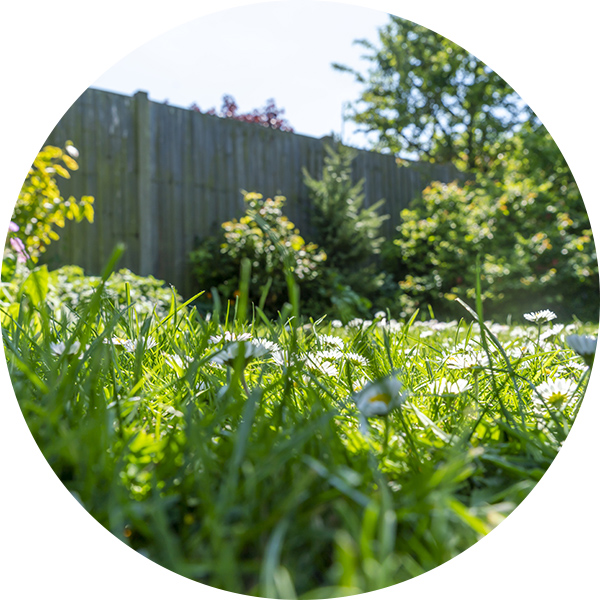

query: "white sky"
xmin=93 ymin=0 xmax=390 ymax=147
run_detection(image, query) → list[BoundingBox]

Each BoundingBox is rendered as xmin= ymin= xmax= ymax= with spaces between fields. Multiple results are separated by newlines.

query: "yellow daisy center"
xmin=547 ymin=392 xmax=567 ymax=406
xmin=368 ymin=393 xmax=391 ymax=405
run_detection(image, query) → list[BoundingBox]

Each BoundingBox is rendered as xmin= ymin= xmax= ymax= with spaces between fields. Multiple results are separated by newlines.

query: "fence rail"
xmin=44 ymin=87 xmax=462 ymax=297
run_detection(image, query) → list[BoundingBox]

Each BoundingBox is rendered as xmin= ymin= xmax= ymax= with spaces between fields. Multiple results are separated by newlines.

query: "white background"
xmin=1 ymin=1 xmax=598 ymax=599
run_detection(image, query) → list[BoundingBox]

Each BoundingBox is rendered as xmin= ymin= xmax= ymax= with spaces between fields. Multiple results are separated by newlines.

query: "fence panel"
xmin=43 ymin=87 xmax=462 ymax=297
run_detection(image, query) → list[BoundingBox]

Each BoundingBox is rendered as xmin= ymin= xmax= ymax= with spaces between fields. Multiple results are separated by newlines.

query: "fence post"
xmin=134 ymin=90 xmax=155 ymax=276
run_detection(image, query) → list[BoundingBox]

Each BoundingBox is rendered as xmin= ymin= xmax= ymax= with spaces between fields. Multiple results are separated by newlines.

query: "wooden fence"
xmin=44 ymin=87 xmax=462 ymax=297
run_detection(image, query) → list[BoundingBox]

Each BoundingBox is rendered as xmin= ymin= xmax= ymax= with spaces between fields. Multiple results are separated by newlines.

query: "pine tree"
xmin=303 ymin=143 xmax=389 ymax=298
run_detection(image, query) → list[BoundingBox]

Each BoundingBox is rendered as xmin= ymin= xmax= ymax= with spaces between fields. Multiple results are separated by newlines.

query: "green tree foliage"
xmin=390 ymin=124 xmax=598 ymax=321
xmin=10 ymin=142 xmax=94 ymax=263
xmin=190 ymin=191 xmax=326 ymax=316
xmin=334 ymin=16 xmax=533 ymax=171
xmin=303 ymin=144 xmax=389 ymax=303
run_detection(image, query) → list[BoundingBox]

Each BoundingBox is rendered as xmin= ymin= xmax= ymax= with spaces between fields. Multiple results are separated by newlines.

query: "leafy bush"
xmin=1 ymin=264 xmax=181 ymax=324
xmin=389 ymin=125 xmax=598 ymax=321
xmin=303 ymin=143 xmax=390 ymax=317
xmin=8 ymin=142 xmax=94 ymax=266
xmin=190 ymin=191 xmax=326 ymax=316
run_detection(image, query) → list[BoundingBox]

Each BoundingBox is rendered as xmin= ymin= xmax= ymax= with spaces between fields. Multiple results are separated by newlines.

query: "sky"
xmin=92 ymin=1 xmax=391 ymax=147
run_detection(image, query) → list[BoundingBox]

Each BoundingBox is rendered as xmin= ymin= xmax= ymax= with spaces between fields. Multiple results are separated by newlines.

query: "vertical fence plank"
xmin=135 ymin=91 xmax=155 ymax=276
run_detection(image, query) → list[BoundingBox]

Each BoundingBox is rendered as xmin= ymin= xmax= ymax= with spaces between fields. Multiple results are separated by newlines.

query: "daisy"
xmin=271 ymin=349 xmax=298 ymax=367
xmin=523 ymin=310 xmax=557 ymax=324
xmin=353 ymin=375 xmax=408 ymax=417
xmin=387 ymin=320 xmax=403 ymax=333
xmin=305 ymin=353 xmax=339 ymax=377
xmin=445 ymin=352 xmax=489 ymax=370
xmin=106 ymin=336 xmax=157 ymax=353
xmin=252 ymin=338 xmax=281 ymax=353
xmin=50 ymin=340 xmax=81 ymax=356
xmin=534 ymin=378 xmax=578 ymax=410
xmin=352 ymin=375 xmax=370 ymax=393
xmin=210 ymin=340 xmax=270 ymax=368
xmin=312 ymin=349 xmax=343 ymax=362
xmin=565 ymin=334 xmax=597 ymax=367
xmin=163 ymin=353 xmax=194 ymax=376
xmin=347 ymin=318 xmax=363 ymax=328
xmin=540 ymin=323 xmax=565 ymax=341
xmin=317 ymin=335 xmax=344 ymax=349
xmin=344 ymin=352 xmax=369 ymax=367
xmin=427 ymin=377 xmax=471 ymax=395
xmin=331 ymin=319 xmax=343 ymax=329
xmin=209 ymin=331 xmax=252 ymax=344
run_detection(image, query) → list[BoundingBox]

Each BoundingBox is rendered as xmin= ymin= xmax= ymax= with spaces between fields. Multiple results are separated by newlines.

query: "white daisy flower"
xmin=353 ymin=375 xmax=408 ymax=417
xmin=427 ymin=377 xmax=471 ymax=395
xmin=105 ymin=336 xmax=157 ymax=353
xmin=445 ymin=352 xmax=489 ymax=370
xmin=317 ymin=335 xmax=344 ymax=349
xmin=252 ymin=338 xmax=281 ymax=353
xmin=305 ymin=353 xmax=339 ymax=377
xmin=50 ymin=340 xmax=81 ymax=356
xmin=523 ymin=310 xmax=557 ymax=324
xmin=210 ymin=340 xmax=270 ymax=368
xmin=313 ymin=349 xmax=343 ymax=362
xmin=344 ymin=352 xmax=368 ymax=367
xmin=565 ymin=334 xmax=597 ymax=367
xmin=553 ymin=361 xmax=586 ymax=379
xmin=271 ymin=349 xmax=298 ymax=367
xmin=163 ymin=353 xmax=194 ymax=376
xmin=489 ymin=323 xmax=510 ymax=335
xmin=540 ymin=323 xmax=565 ymax=341
xmin=387 ymin=320 xmax=403 ymax=333
xmin=209 ymin=331 xmax=252 ymax=344
xmin=534 ymin=378 xmax=578 ymax=410
xmin=509 ymin=326 xmax=528 ymax=338
xmin=352 ymin=375 xmax=370 ymax=392
xmin=331 ymin=319 xmax=343 ymax=329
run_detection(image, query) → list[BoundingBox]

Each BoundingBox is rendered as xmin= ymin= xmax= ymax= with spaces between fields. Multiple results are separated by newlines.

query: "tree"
xmin=303 ymin=143 xmax=388 ymax=296
xmin=190 ymin=95 xmax=294 ymax=132
xmin=333 ymin=16 xmax=534 ymax=171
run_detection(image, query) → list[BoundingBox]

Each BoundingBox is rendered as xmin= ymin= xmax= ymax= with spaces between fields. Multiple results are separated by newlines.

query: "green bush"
xmin=190 ymin=191 xmax=327 ymax=317
xmin=0 ymin=264 xmax=181 ymax=324
xmin=389 ymin=125 xmax=598 ymax=321
xmin=9 ymin=142 xmax=94 ymax=263
xmin=303 ymin=143 xmax=389 ymax=314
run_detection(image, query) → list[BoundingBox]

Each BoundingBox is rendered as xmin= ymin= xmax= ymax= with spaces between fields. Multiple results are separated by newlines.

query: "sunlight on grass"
xmin=2 ymin=254 xmax=595 ymax=596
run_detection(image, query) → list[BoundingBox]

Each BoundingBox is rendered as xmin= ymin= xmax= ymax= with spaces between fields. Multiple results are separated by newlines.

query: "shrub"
xmin=8 ymin=142 xmax=94 ymax=264
xmin=190 ymin=191 xmax=326 ymax=316
xmin=390 ymin=125 xmax=598 ymax=320
xmin=0 ymin=264 xmax=181 ymax=324
xmin=303 ymin=143 xmax=390 ymax=316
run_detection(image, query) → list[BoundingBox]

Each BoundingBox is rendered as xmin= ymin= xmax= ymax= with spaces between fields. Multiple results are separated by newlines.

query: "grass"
xmin=2 ymin=252 xmax=595 ymax=598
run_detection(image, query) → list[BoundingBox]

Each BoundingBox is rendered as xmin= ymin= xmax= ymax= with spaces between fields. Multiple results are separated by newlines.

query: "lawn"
xmin=2 ymin=252 xmax=595 ymax=597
